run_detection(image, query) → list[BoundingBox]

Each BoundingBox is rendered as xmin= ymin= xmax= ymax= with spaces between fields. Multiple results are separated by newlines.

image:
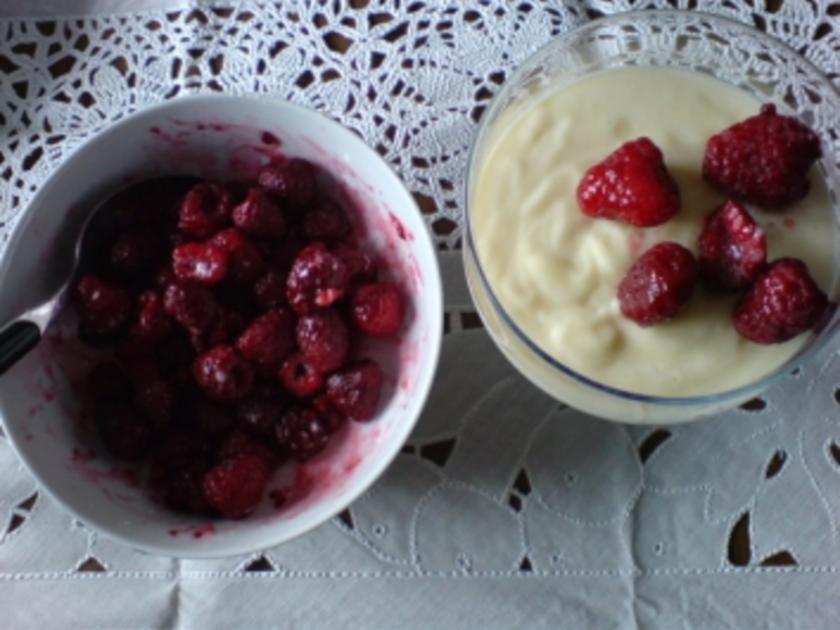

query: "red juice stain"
xmin=783 ymin=217 xmax=796 ymax=230
xmin=168 ymin=523 xmax=216 ymax=539
xmin=627 ymin=231 xmax=645 ymax=256
xmin=261 ymin=131 xmax=281 ymax=146
xmin=389 ymin=212 xmax=413 ymax=241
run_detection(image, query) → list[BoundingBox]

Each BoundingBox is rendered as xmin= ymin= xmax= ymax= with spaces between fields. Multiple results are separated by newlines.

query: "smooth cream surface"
xmin=473 ymin=67 xmax=835 ymax=396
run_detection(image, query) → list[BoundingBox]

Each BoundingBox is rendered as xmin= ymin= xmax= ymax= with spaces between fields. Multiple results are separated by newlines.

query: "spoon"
xmin=0 ymin=197 xmax=112 ymax=376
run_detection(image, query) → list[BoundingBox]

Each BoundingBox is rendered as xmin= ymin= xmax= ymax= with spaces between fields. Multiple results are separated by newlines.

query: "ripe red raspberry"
xmin=703 ymin=104 xmax=821 ymax=207
xmin=110 ymin=232 xmax=162 ymax=278
xmin=576 ymin=137 xmax=680 ymax=227
xmin=210 ymin=228 xmax=264 ymax=283
xmin=351 ymin=282 xmax=406 ymax=337
xmin=733 ymin=258 xmax=829 ymax=343
xmin=163 ymin=282 xmax=217 ymax=333
xmin=697 ymin=200 xmax=767 ymax=291
xmin=172 ymin=242 xmax=229 ymax=285
xmin=192 ymin=345 xmax=254 ymax=401
xmin=131 ymin=290 xmax=173 ymax=343
xmin=254 ymin=270 xmax=289 ymax=309
xmin=236 ymin=391 xmax=285 ymax=436
xmin=257 ymin=159 xmax=317 ymax=209
xmin=296 ymin=310 xmax=349 ymax=373
xmin=279 ymin=353 xmax=325 ymax=398
xmin=275 ymin=408 xmax=330 ymax=461
xmin=178 ymin=182 xmax=235 ymax=238
xmin=232 ymin=188 xmax=286 ymax=238
xmin=75 ymin=275 xmax=133 ymax=341
xmin=304 ymin=199 xmax=350 ymax=242
xmin=334 ymin=243 xmax=375 ymax=281
xmin=95 ymin=404 xmax=150 ymax=460
xmin=235 ymin=308 xmax=295 ymax=367
xmin=326 ymin=359 xmax=384 ymax=422
xmin=218 ymin=430 xmax=279 ymax=470
xmin=202 ymin=453 xmax=270 ymax=518
xmin=618 ymin=242 xmax=697 ymax=326
xmin=286 ymin=243 xmax=350 ymax=314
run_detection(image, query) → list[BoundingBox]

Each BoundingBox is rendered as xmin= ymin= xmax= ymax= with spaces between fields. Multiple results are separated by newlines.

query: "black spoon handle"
xmin=0 ymin=321 xmax=41 ymax=376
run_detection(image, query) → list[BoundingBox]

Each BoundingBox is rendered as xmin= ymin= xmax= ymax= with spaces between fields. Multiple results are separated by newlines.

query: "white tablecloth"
xmin=2 ymin=1 xmax=840 ymax=628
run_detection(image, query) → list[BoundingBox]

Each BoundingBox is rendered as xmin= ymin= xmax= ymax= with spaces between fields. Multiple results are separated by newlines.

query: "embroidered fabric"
xmin=1 ymin=2 xmax=840 ymax=628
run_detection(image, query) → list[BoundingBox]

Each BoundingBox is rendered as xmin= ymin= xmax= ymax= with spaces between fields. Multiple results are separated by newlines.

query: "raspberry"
xmin=296 ymin=310 xmax=349 ymax=372
xmin=75 ymin=275 xmax=133 ymax=341
xmin=697 ymin=201 xmax=767 ymax=291
xmin=156 ymin=333 xmax=197 ymax=381
xmin=210 ymin=228 xmax=264 ymax=283
xmin=576 ymin=137 xmax=680 ymax=227
xmin=134 ymin=378 xmax=175 ymax=429
xmin=232 ymin=188 xmax=286 ymax=239
xmin=351 ymin=282 xmax=406 ymax=337
xmin=279 ymin=353 xmax=325 ymax=398
xmin=235 ymin=308 xmax=295 ymax=367
xmin=703 ymin=104 xmax=822 ymax=207
xmin=334 ymin=243 xmax=375 ymax=281
xmin=110 ymin=232 xmax=162 ymax=278
xmin=236 ymin=392 xmax=285 ymax=436
xmin=95 ymin=404 xmax=150 ymax=460
xmin=312 ymin=394 xmax=346 ymax=432
xmin=326 ymin=359 xmax=384 ymax=422
xmin=254 ymin=270 xmax=289 ymax=309
xmin=191 ymin=399 xmax=237 ymax=436
xmin=85 ymin=362 xmax=133 ymax=406
xmin=304 ymin=199 xmax=350 ymax=242
xmin=218 ymin=430 xmax=279 ymax=470
xmin=286 ymin=243 xmax=350 ymax=314
xmin=202 ymin=453 xmax=270 ymax=518
xmin=733 ymin=258 xmax=829 ymax=344
xmin=257 ymin=159 xmax=317 ymax=209
xmin=161 ymin=458 xmax=211 ymax=515
xmin=172 ymin=242 xmax=229 ymax=286
xmin=618 ymin=242 xmax=697 ymax=326
xmin=192 ymin=307 xmax=248 ymax=353
xmin=192 ymin=345 xmax=254 ymax=401
xmin=275 ymin=408 xmax=330 ymax=461
xmin=131 ymin=290 xmax=173 ymax=343
xmin=178 ymin=182 xmax=235 ymax=238
xmin=163 ymin=282 xmax=217 ymax=333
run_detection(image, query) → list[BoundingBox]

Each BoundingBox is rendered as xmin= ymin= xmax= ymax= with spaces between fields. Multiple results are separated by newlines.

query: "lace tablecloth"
xmin=2 ymin=1 xmax=840 ymax=628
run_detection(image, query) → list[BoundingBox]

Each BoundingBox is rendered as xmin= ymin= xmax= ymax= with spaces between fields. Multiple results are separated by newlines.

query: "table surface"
xmin=1 ymin=1 xmax=840 ymax=629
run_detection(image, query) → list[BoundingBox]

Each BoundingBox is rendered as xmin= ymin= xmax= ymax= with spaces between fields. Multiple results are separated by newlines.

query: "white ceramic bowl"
xmin=0 ymin=95 xmax=442 ymax=557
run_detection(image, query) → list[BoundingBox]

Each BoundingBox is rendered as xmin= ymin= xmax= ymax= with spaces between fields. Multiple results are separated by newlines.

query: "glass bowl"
xmin=464 ymin=10 xmax=840 ymax=424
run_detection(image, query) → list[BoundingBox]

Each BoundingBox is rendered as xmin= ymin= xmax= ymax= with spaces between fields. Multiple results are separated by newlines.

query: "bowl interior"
xmin=0 ymin=96 xmax=442 ymax=556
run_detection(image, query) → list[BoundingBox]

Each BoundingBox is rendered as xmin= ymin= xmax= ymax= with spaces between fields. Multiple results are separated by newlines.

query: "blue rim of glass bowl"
xmin=464 ymin=9 xmax=840 ymax=407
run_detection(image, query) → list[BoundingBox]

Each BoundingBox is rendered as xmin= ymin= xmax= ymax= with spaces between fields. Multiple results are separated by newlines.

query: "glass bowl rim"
xmin=464 ymin=8 xmax=840 ymax=407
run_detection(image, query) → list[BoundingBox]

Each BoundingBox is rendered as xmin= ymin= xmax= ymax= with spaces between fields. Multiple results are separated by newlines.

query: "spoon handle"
xmin=0 ymin=321 xmax=41 ymax=376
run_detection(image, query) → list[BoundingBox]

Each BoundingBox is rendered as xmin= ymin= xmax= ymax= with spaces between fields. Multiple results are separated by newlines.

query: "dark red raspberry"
xmin=296 ymin=310 xmax=349 ymax=373
xmin=163 ymin=282 xmax=217 ymax=333
xmin=334 ymin=244 xmax=375 ymax=281
xmin=192 ymin=345 xmax=254 ymax=401
xmin=172 ymin=242 xmax=229 ymax=285
xmin=156 ymin=332 xmax=197 ymax=381
xmin=276 ymin=408 xmax=330 ymax=461
xmin=178 ymin=182 xmax=235 ymax=238
xmin=236 ymin=392 xmax=285 ymax=436
xmin=218 ymin=430 xmax=279 ymax=470
xmin=95 ymin=404 xmax=150 ymax=460
xmin=312 ymin=394 xmax=346 ymax=432
xmin=110 ymin=232 xmax=162 ymax=278
xmin=85 ymin=362 xmax=133 ymax=406
xmin=351 ymin=282 xmax=406 ymax=337
xmin=161 ymin=458 xmax=211 ymax=515
xmin=235 ymin=308 xmax=295 ymax=367
xmin=189 ymin=398 xmax=237 ymax=436
xmin=697 ymin=201 xmax=767 ymax=291
xmin=703 ymin=104 xmax=822 ymax=207
xmin=75 ymin=275 xmax=133 ymax=341
xmin=618 ymin=242 xmax=697 ymax=326
xmin=325 ymin=360 xmax=384 ymax=422
xmin=304 ymin=199 xmax=350 ymax=242
xmin=131 ymin=290 xmax=173 ymax=343
xmin=279 ymin=353 xmax=325 ymax=398
xmin=577 ymin=137 xmax=680 ymax=227
xmin=154 ymin=267 xmax=178 ymax=290
xmin=190 ymin=307 xmax=248 ymax=353
xmin=134 ymin=378 xmax=176 ymax=428
xmin=286 ymin=243 xmax=350 ymax=314
xmin=210 ymin=228 xmax=264 ymax=283
xmin=202 ymin=453 xmax=270 ymax=518
xmin=257 ymin=159 xmax=317 ymax=209
xmin=254 ymin=270 xmax=289 ymax=309
xmin=733 ymin=258 xmax=829 ymax=344
xmin=232 ymin=188 xmax=286 ymax=239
